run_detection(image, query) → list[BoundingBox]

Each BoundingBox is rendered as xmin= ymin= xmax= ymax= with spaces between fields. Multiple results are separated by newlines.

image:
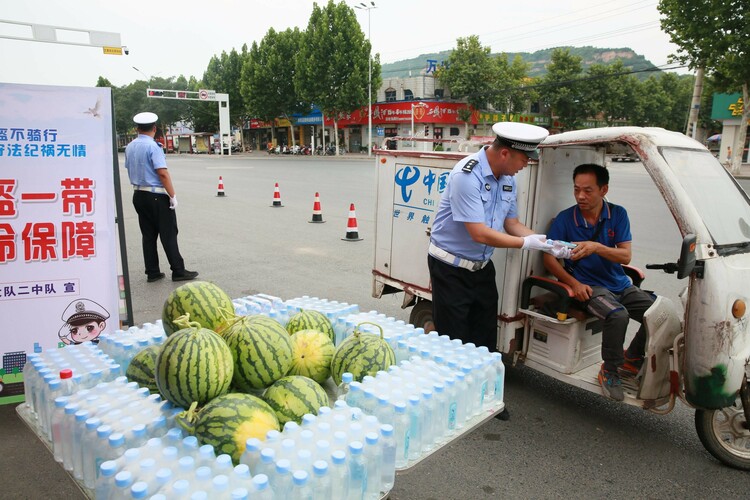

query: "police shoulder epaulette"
xmin=462 ymin=159 xmax=479 ymax=173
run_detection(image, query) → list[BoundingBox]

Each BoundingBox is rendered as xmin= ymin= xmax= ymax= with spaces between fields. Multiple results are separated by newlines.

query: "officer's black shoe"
xmin=147 ymin=272 xmax=165 ymax=283
xmin=172 ymin=270 xmax=199 ymax=282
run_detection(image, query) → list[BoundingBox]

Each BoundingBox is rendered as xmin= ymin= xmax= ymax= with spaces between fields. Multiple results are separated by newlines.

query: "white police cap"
xmin=492 ymin=122 xmax=549 ymax=160
xmin=61 ymin=299 xmax=110 ymax=325
xmin=133 ymin=112 xmax=158 ymax=125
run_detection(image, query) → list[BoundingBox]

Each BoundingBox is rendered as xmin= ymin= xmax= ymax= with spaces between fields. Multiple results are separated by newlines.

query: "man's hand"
xmin=570 ymin=241 xmax=600 ymax=260
xmin=571 ymin=281 xmax=593 ymax=301
xmin=169 ymin=196 xmax=178 ymax=210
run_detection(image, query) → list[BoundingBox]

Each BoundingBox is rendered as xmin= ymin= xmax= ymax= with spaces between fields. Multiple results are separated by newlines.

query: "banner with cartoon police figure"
xmin=0 ymin=83 xmax=119 ymax=403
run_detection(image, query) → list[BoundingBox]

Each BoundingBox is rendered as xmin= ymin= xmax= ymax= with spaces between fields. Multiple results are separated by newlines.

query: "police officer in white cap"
xmin=427 ymin=122 xmax=570 ymax=349
xmin=125 ymin=112 xmax=198 ymax=282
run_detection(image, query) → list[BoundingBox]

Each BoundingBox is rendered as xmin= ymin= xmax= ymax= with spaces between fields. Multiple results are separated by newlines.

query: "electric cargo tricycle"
xmin=372 ymin=127 xmax=750 ymax=470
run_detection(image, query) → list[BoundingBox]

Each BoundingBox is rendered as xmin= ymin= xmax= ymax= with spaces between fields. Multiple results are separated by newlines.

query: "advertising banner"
xmin=0 ymin=83 xmax=120 ymax=404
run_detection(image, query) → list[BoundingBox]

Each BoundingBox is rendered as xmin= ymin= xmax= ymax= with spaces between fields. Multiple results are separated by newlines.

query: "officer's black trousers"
xmin=133 ymin=191 xmax=185 ymax=277
xmin=428 ymin=255 xmax=498 ymax=350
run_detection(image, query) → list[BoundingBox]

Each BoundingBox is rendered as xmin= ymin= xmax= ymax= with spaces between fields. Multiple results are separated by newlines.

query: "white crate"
xmin=526 ymin=315 xmax=603 ymax=374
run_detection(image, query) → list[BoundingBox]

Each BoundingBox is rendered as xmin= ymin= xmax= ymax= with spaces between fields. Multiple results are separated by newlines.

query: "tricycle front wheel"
xmin=694 ymin=396 xmax=750 ymax=470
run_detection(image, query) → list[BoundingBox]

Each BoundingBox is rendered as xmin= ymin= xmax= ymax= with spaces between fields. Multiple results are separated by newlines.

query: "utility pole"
xmin=686 ymin=67 xmax=704 ymax=140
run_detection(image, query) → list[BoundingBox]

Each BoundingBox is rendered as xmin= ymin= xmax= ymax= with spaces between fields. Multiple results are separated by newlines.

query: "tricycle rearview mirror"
xmin=677 ymin=234 xmax=697 ymax=279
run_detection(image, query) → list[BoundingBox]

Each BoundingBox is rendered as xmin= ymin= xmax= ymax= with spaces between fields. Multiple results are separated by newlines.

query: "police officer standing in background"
xmin=428 ymin=122 xmax=569 ymax=349
xmin=125 ymin=112 xmax=198 ymax=283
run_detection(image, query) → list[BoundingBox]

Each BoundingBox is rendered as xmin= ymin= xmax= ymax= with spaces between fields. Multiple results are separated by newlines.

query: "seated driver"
xmin=543 ymin=163 xmax=655 ymax=402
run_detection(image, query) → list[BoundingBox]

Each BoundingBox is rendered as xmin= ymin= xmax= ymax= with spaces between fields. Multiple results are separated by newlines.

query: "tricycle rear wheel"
xmin=694 ymin=397 xmax=750 ymax=470
xmin=409 ymin=300 xmax=434 ymax=333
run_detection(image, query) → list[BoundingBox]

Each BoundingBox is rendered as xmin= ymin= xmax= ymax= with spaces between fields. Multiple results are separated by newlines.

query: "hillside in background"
xmin=381 ymin=46 xmax=659 ymax=80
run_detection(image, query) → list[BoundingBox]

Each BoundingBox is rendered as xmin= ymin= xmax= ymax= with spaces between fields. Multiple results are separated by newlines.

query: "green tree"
xmin=659 ymin=0 xmax=750 ymax=171
xmin=492 ymin=54 xmax=533 ymax=116
xmin=436 ymin=35 xmax=499 ymax=133
xmin=242 ymin=28 xmax=307 ymax=146
xmin=541 ymin=48 xmax=590 ymax=131
xmin=203 ymin=46 xmax=248 ymax=128
xmin=96 ymin=76 xmax=113 ymax=88
xmin=296 ymin=0 xmax=381 ymax=153
xmin=585 ymin=61 xmax=631 ymax=126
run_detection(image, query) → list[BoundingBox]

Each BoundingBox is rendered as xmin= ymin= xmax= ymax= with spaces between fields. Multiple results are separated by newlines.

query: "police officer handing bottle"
xmin=428 ymin=122 xmax=569 ymax=349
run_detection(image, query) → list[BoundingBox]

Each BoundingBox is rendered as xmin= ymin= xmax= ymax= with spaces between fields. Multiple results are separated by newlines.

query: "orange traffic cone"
xmin=342 ymin=203 xmax=363 ymax=241
xmin=309 ymin=192 xmax=326 ymax=223
xmin=271 ymin=182 xmax=283 ymax=207
xmin=216 ymin=176 xmax=226 ymax=197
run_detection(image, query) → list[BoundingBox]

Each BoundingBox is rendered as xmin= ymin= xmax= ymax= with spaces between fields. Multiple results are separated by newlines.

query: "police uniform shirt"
xmin=547 ymin=202 xmax=632 ymax=293
xmin=124 ymin=134 xmax=168 ymax=188
xmin=431 ymin=147 xmax=518 ymax=262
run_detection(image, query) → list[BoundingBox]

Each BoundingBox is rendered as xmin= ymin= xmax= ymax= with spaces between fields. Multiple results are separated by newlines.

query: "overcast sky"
xmin=0 ymin=0 xmax=686 ymax=89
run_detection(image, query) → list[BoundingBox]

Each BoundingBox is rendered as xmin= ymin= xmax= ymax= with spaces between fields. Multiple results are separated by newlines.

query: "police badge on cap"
xmin=492 ymin=122 xmax=549 ymax=160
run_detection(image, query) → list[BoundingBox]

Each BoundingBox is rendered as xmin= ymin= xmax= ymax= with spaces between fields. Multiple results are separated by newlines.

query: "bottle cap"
xmin=114 ymin=471 xmax=132 ymax=487
xmin=252 ymin=474 xmax=269 ymax=490
xmin=313 ymin=460 xmax=328 ymax=475
xmin=59 ymin=368 xmax=73 ymax=379
xmin=292 ymin=470 xmax=308 ymax=486
xmin=275 ymin=458 xmax=291 ymax=473
xmin=342 ymin=372 xmax=353 ymax=383
xmin=349 ymin=441 xmax=364 ymax=454
xmin=230 ymin=488 xmax=249 ymax=500
xmin=100 ymin=460 xmax=118 ymax=477
xmin=380 ymin=424 xmax=394 ymax=436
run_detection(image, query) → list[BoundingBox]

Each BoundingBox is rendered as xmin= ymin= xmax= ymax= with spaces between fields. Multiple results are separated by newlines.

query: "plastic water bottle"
xmin=96 ymin=460 xmax=118 ymax=500
xmin=214 ymin=453 xmax=234 ymax=474
xmin=192 ymin=466 xmax=214 ymax=492
xmin=252 ymin=474 xmax=274 ymax=500
xmin=290 ymin=470 xmax=312 ymax=500
xmin=407 ymin=396 xmax=423 ymax=462
xmin=379 ymin=424 xmax=396 ymax=491
xmin=491 ymin=352 xmax=505 ymax=404
xmin=51 ymin=397 xmax=70 ymax=463
xmin=295 ymin=449 xmax=314 ymax=474
xmin=197 ymin=444 xmax=216 ymax=468
xmin=444 ymin=377 xmax=458 ymax=435
xmin=231 ymin=463 xmax=251 ymax=488
xmin=393 ymin=402 xmax=410 ymax=468
xmin=345 ymin=381 xmax=364 ymax=410
xmin=240 ymin=437 xmax=263 ymax=473
xmin=337 ymin=372 xmax=353 ymax=401
xmin=364 ymin=432 xmax=382 ymax=500
xmin=311 ymin=460 xmax=332 ymax=498
xmin=347 ymin=441 xmax=368 ymax=500
xmin=330 ymin=450 xmax=350 ymax=499
xmin=272 ymin=458 xmax=293 ymax=499
xmin=230 ymin=487 xmax=249 ymax=500
xmin=420 ymin=389 xmax=435 ymax=452
xmin=255 ymin=448 xmax=276 ymax=478
xmin=111 ymin=470 xmax=134 ymax=500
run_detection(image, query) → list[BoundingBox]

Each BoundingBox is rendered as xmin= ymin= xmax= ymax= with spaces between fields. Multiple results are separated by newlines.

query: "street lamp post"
xmin=355 ymin=2 xmax=376 ymax=157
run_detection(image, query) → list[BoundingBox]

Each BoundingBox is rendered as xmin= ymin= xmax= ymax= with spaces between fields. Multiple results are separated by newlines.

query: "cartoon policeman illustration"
xmin=58 ymin=299 xmax=110 ymax=345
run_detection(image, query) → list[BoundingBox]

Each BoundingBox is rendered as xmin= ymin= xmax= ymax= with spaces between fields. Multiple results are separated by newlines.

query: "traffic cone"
xmin=271 ymin=182 xmax=283 ymax=207
xmin=216 ymin=176 xmax=226 ymax=197
xmin=341 ymin=203 xmax=363 ymax=241
xmin=309 ymin=192 xmax=326 ymax=223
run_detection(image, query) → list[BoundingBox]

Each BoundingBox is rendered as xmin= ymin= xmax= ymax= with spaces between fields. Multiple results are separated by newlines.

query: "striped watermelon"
xmin=288 ymin=329 xmax=335 ymax=383
xmin=180 ymin=393 xmax=279 ymax=464
xmin=155 ymin=316 xmax=234 ymax=408
xmin=262 ymin=375 xmax=330 ymax=425
xmin=125 ymin=344 xmax=161 ymax=393
xmin=162 ymin=281 xmax=235 ymax=336
xmin=286 ymin=310 xmax=334 ymax=342
xmin=330 ymin=322 xmax=396 ymax=385
xmin=224 ymin=315 xmax=293 ymax=391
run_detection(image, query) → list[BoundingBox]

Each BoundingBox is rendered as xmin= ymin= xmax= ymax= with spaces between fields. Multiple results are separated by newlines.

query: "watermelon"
xmin=330 ymin=322 xmax=396 ymax=385
xmin=125 ymin=344 xmax=161 ymax=393
xmin=286 ymin=310 xmax=334 ymax=342
xmin=179 ymin=393 xmax=279 ymax=464
xmin=155 ymin=315 xmax=234 ymax=408
xmin=262 ymin=375 xmax=329 ymax=425
xmin=162 ymin=281 xmax=235 ymax=336
xmin=224 ymin=315 xmax=294 ymax=391
xmin=288 ymin=329 xmax=335 ymax=383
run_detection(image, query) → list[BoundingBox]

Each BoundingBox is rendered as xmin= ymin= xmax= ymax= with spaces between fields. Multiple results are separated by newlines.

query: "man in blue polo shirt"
xmin=544 ymin=163 xmax=655 ymax=401
xmin=428 ymin=122 xmax=570 ymax=350
xmin=125 ymin=112 xmax=198 ymax=283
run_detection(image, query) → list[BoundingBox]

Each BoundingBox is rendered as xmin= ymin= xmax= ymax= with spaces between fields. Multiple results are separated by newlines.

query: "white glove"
xmin=521 ymin=234 xmax=551 ymax=252
xmin=547 ymin=241 xmax=573 ymax=259
xmin=169 ymin=196 xmax=178 ymax=210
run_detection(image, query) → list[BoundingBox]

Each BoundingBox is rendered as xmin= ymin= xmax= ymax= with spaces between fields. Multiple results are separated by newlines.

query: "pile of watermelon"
xmin=129 ymin=282 xmax=399 ymax=464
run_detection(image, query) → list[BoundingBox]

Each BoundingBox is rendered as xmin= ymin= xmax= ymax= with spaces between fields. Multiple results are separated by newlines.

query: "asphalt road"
xmin=6 ymin=153 xmax=748 ymax=499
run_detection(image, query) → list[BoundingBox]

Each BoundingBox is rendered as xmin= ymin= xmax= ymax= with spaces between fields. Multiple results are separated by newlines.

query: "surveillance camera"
xmin=123 ymin=46 xmax=129 ymax=55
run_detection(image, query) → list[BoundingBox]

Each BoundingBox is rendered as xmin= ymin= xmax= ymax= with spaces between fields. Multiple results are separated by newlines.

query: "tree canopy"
xmin=659 ymin=0 xmax=750 ymax=170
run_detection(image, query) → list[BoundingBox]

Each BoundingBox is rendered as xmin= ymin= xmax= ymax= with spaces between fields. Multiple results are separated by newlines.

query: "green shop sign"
xmin=711 ymin=93 xmax=744 ymax=120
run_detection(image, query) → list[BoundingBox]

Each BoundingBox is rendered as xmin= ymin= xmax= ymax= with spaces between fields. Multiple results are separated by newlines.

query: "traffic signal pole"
xmin=146 ymin=88 xmax=232 ymax=156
